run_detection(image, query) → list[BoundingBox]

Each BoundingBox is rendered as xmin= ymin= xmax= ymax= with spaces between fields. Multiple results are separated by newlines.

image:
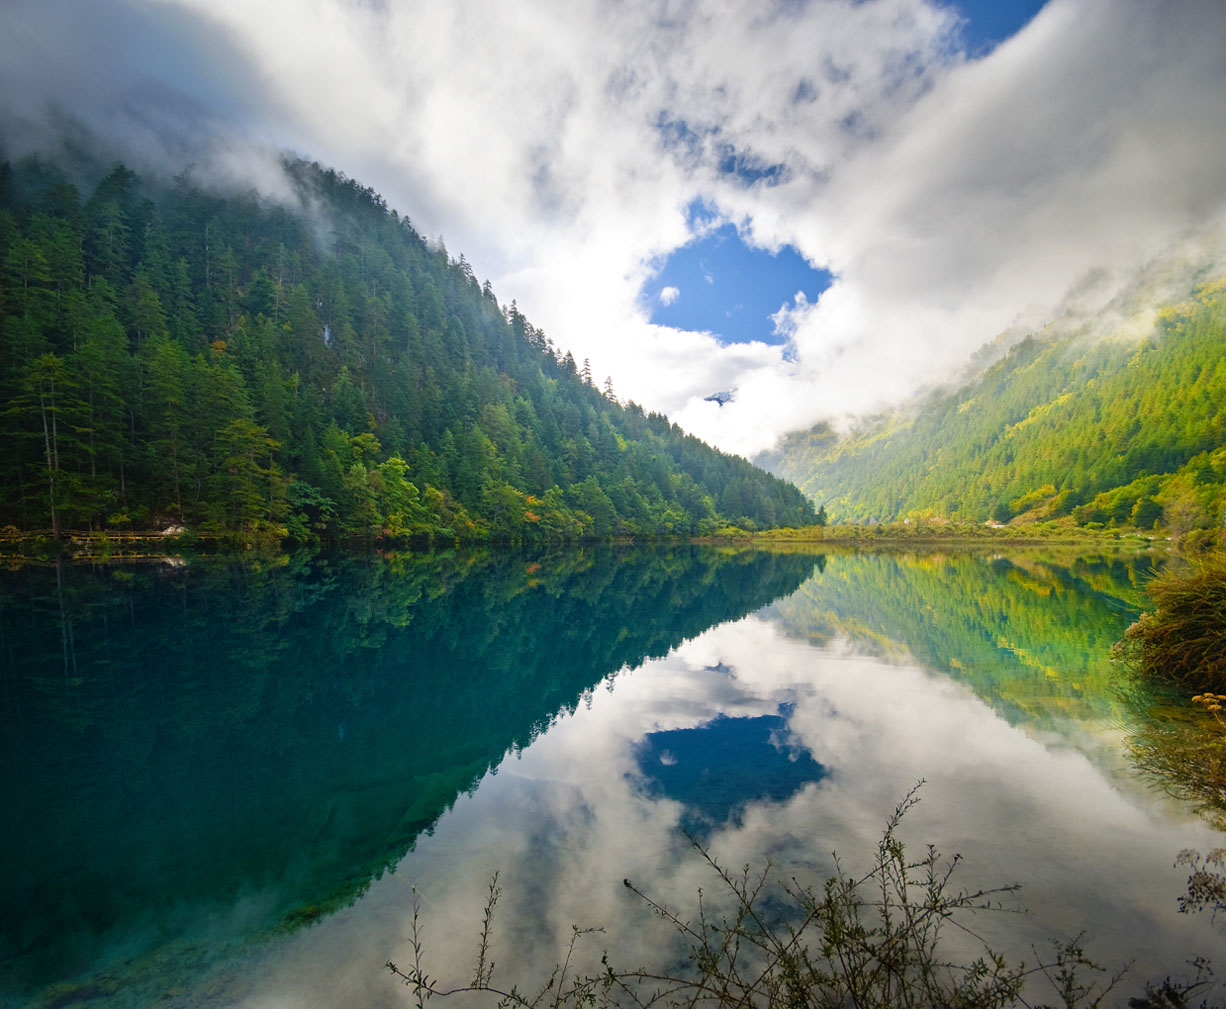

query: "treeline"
xmin=0 ymin=155 xmax=815 ymax=544
xmin=767 ymin=279 xmax=1226 ymax=542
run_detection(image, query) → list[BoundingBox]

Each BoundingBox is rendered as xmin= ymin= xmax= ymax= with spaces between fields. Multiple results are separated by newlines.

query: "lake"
xmin=1 ymin=546 xmax=1221 ymax=1008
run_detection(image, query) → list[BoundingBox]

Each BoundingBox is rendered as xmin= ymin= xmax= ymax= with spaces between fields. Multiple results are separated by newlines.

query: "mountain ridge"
xmin=0 ymin=152 xmax=816 ymax=544
xmin=763 ymin=276 xmax=1226 ymax=542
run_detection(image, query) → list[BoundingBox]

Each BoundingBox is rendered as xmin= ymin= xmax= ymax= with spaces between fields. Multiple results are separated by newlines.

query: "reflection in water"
xmin=632 ymin=707 xmax=826 ymax=836
xmin=768 ymin=550 xmax=1156 ymax=730
xmin=2 ymin=547 xmax=1220 ymax=1008
xmin=0 ymin=547 xmax=817 ymax=1006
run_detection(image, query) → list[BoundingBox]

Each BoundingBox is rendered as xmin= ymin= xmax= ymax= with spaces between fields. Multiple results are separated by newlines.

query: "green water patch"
xmin=0 ymin=546 xmax=818 ymax=1004
xmin=767 ymin=550 xmax=1160 ymax=731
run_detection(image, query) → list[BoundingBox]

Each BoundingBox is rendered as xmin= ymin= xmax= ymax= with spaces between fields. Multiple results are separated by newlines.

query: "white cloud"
xmin=658 ymin=285 xmax=680 ymax=306
xmin=3 ymin=0 xmax=1224 ymax=458
xmin=770 ymin=292 xmax=809 ymax=339
xmin=775 ymin=0 xmax=1226 ymax=422
xmin=676 ymin=0 xmax=1226 ymax=452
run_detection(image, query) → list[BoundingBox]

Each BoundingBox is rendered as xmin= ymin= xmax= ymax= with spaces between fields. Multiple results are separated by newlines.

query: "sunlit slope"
xmin=766 ymin=281 xmax=1226 ymax=531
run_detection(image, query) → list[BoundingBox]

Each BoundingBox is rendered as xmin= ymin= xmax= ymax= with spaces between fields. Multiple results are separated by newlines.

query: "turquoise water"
xmin=1 ymin=547 xmax=1219 ymax=1007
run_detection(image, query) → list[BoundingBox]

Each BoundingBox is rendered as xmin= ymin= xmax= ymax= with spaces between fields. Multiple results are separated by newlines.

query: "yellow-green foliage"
xmin=769 ymin=279 xmax=1226 ymax=533
xmin=772 ymin=550 xmax=1154 ymax=730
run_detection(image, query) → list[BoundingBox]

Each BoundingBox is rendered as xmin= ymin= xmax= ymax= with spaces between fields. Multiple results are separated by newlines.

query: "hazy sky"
xmin=3 ymin=0 xmax=1225 ymax=456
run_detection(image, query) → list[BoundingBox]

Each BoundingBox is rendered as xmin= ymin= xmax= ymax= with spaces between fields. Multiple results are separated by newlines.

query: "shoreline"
xmin=0 ymin=521 xmax=1171 ymax=565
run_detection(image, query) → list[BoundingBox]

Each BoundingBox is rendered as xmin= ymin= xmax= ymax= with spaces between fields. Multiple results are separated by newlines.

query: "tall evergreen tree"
xmin=0 ymin=154 xmax=817 ymax=544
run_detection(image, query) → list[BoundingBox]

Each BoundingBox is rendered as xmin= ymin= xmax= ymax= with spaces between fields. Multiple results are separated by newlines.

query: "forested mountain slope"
xmin=765 ymin=279 xmax=1226 ymax=536
xmin=0 ymin=155 xmax=814 ymax=544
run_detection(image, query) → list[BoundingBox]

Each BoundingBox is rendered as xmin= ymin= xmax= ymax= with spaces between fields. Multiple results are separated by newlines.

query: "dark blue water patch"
xmin=632 ymin=707 xmax=827 ymax=836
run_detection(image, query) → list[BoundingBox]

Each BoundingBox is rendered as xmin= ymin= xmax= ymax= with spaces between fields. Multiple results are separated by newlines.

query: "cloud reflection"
xmin=221 ymin=558 xmax=1222 ymax=1008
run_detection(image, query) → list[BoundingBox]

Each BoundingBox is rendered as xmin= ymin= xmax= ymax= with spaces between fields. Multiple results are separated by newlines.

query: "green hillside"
xmin=765 ymin=279 xmax=1226 ymax=539
xmin=0 ymin=155 xmax=814 ymax=545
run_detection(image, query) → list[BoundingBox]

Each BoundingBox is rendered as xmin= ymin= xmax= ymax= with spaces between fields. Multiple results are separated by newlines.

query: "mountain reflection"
xmin=766 ymin=550 xmax=1157 ymax=729
xmin=0 ymin=546 xmax=817 ymax=999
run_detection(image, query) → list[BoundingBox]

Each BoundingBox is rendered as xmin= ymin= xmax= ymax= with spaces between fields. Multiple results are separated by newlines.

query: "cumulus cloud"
xmin=3 ymin=0 xmax=1224 ymax=457
xmin=658 ymin=285 xmax=680 ymax=306
xmin=772 ymin=0 xmax=1226 ymax=425
xmin=770 ymin=292 xmax=809 ymax=339
xmin=681 ymin=0 xmax=1226 ymax=452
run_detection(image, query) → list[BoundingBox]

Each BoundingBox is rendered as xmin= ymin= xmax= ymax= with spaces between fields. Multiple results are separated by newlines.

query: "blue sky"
xmin=644 ymin=214 xmax=832 ymax=346
xmin=953 ymin=0 xmax=1046 ymax=53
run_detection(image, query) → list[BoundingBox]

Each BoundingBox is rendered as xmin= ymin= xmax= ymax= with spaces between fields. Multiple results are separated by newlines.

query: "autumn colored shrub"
xmin=1114 ymin=556 xmax=1226 ymax=693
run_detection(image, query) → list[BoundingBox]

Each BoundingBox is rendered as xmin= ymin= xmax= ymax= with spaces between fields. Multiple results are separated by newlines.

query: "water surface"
xmin=1 ymin=546 xmax=1219 ymax=1007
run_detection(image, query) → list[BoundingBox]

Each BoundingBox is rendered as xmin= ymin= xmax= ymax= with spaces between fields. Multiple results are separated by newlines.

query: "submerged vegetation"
xmin=1120 ymin=556 xmax=1226 ymax=837
xmin=1126 ymin=682 xmax=1226 ymax=949
xmin=389 ymin=788 xmax=1214 ymax=1009
xmin=1116 ymin=552 xmax=1226 ymax=821
xmin=1119 ymin=554 xmax=1226 ymax=918
xmin=1126 ymin=693 xmax=1226 ymax=832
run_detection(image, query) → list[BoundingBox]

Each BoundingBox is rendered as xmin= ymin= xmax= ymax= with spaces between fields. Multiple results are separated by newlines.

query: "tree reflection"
xmin=0 ymin=546 xmax=817 ymax=997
